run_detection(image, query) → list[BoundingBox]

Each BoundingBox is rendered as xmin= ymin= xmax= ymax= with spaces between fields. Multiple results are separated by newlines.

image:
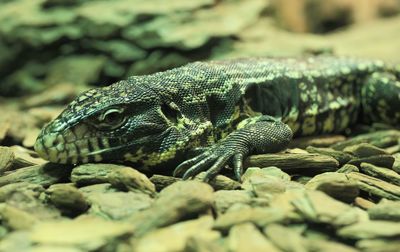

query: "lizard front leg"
xmin=173 ymin=115 xmax=293 ymax=181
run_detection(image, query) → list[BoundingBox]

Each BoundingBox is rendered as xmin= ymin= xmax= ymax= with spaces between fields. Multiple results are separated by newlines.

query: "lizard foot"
xmin=173 ymin=144 xmax=245 ymax=182
xmin=173 ymin=115 xmax=292 ymax=182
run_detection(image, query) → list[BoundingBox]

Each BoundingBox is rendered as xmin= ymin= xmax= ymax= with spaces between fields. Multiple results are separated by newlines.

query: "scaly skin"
xmin=34 ymin=56 xmax=400 ymax=181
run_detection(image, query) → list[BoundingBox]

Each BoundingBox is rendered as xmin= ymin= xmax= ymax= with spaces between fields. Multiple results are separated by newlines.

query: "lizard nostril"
xmin=53 ymin=135 xmax=66 ymax=146
xmin=42 ymin=135 xmax=64 ymax=148
xmin=53 ymin=138 xmax=60 ymax=146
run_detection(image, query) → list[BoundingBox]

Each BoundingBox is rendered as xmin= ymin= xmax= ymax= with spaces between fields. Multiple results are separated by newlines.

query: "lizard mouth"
xmin=34 ymin=119 xmax=170 ymax=165
xmin=34 ymin=119 xmax=119 ymax=164
xmin=34 ymin=133 xmax=112 ymax=164
xmin=34 ymin=130 xmax=157 ymax=164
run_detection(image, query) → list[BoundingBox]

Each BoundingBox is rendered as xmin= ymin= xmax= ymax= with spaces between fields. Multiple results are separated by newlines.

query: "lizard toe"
xmin=173 ymin=151 xmax=209 ymax=177
xmin=203 ymin=155 xmax=231 ymax=182
xmin=233 ymin=153 xmax=244 ymax=182
xmin=181 ymin=154 xmax=215 ymax=179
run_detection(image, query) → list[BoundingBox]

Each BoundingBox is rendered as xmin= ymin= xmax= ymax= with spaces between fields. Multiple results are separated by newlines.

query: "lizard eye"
xmin=94 ymin=108 xmax=126 ymax=130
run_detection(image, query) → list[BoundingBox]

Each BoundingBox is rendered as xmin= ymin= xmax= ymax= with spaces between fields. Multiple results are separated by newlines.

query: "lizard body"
xmin=34 ymin=56 xmax=400 ymax=180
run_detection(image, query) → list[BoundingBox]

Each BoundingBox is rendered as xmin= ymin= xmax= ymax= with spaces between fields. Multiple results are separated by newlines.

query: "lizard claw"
xmin=173 ymin=151 xmax=211 ymax=177
xmin=233 ymin=153 xmax=244 ymax=182
xmin=182 ymin=155 xmax=214 ymax=179
xmin=174 ymin=143 xmax=247 ymax=181
xmin=202 ymin=155 xmax=231 ymax=182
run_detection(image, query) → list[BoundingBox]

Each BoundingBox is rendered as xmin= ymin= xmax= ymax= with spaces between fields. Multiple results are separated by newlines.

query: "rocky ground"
xmin=1 ymin=124 xmax=400 ymax=251
xmin=1 ymin=0 xmax=400 ymax=251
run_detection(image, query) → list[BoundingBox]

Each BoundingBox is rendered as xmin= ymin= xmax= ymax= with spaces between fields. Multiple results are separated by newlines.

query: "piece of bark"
xmin=185 ymin=236 xmax=227 ymax=252
xmin=213 ymin=190 xmax=253 ymax=214
xmin=264 ymin=224 xmax=308 ymax=252
xmin=22 ymin=128 xmax=40 ymax=148
xmin=10 ymin=145 xmax=47 ymax=169
xmin=359 ymin=162 xmax=400 ymax=186
xmin=228 ymin=223 xmax=281 ymax=252
xmin=385 ymin=144 xmax=400 ymax=154
xmin=343 ymin=143 xmax=389 ymax=158
xmin=0 ymin=204 xmax=38 ymax=230
xmin=289 ymin=134 xmax=346 ymax=149
xmin=354 ymin=197 xmax=376 ymax=210
xmin=0 ymin=182 xmax=44 ymax=203
xmin=195 ymin=173 xmax=241 ymax=191
xmin=129 ymin=181 xmax=214 ymax=237
xmin=291 ymin=190 xmax=359 ymax=226
xmin=150 ymin=175 xmax=181 ymax=191
xmin=347 ymin=154 xmax=395 ymax=168
xmin=245 ymin=153 xmax=339 ymax=171
xmin=305 ymin=172 xmax=359 ymax=203
xmin=71 ymin=163 xmax=125 ymax=186
xmin=336 ymin=164 xmax=359 ymax=173
xmin=347 ymin=172 xmax=400 ymax=200
xmin=0 ymin=146 xmax=15 ymax=175
xmin=368 ymin=199 xmax=400 ymax=221
xmin=306 ymin=146 xmax=353 ymax=165
xmin=71 ymin=163 xmax=155 ymax=196
xmin=214 ymin=207 xmax=286 ymax=231
xmin=338 ymin=220 xmax=400 ymax=239
xmin=0 ymin=163 xmax=72 ymax=187
xmin=241 ymin=167 xmax=288 ymax=197
xmin=107 ymin=167 xmax=156 ymax=196
xmin=391 ymin=153 xmax=400 ymax=173
xmin=306 ymin=239 xmax=359 ymax=252
xmin=29 ymin=216 xmax=133 ymax=251
xmin=132 ymin=216 xmax=220 ymax=252
xmin=84 ymin=191 xmax=153 ymax=220
xmin=46 ymin=183 xmax=89 ymax=216
xmin=242 ymin=167 xmax=291 ymax=182
xmin=332 ymin=130 xmax=400 ymax=150
xmin=242 ymin=175 xmax=287 ymax=198
xmin=356 ymin=239 xmax=400 ymax=252
xmin=0 ymin=120 xmax=10 ymax=142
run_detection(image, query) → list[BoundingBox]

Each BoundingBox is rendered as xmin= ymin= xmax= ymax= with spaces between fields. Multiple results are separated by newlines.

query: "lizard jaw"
xmin=34 ymin=134 xmax=116 ymax=164
xmin=34 ymin=133 xmax=70 ymax=163
xmin=34 ymin=133 xmax=92 ymax=164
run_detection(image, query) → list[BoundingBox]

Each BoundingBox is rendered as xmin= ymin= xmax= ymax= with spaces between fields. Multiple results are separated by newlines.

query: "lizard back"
xmin=180 ymin=57 xmax=387 ymax=137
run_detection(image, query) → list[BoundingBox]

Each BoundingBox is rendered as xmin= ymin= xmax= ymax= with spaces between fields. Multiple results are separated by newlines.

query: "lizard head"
xmin=34 ymin=77 xmax=192 ymax=167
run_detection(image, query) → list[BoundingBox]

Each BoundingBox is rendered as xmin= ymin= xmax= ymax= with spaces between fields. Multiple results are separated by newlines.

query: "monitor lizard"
xmin=34 ymin=56 xmax=400 ymax=181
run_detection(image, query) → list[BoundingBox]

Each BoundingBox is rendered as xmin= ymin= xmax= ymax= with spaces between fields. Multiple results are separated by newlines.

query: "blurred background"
xmin=0 ymin=0 xmax=399 ymax=148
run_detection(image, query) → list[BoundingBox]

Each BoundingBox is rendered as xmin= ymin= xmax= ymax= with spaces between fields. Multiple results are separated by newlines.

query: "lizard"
xmin=34 ymin=56 xmax=400 ymax=181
